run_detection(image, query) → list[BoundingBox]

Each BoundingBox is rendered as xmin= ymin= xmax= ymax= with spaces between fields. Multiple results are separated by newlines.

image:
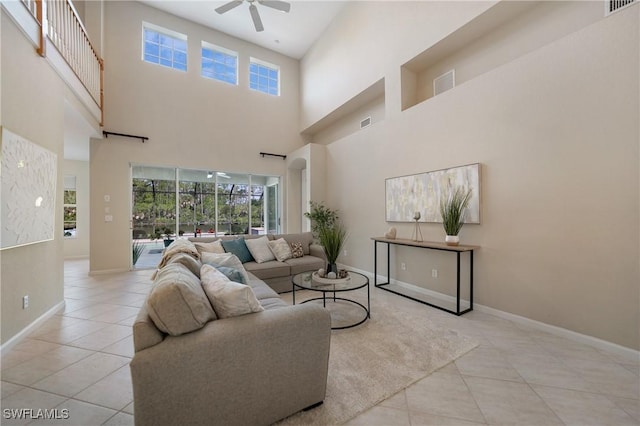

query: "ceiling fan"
xmin=215 ymin=0 xmax=291 ymax=32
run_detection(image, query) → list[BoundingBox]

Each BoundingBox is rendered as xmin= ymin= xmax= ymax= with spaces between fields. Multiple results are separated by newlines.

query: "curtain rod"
xmin=103 ymin=131 xmax=148 ymax=143
xmin=260 ymin=152 xmax=286 ymax=160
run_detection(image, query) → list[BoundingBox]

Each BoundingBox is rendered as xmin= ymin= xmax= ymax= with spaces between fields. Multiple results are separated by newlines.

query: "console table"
xmin=372 ymin=237 xmax=479 ymax=316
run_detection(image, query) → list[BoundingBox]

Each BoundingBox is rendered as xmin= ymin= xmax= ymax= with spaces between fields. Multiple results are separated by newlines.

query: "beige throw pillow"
xmin=200 ymin=252 xmax=251 ymax=283
xmin=268 ymin=238 xmax=292 ymax=262
xmin=194 ymin=240 xmax=225 ymax=256
xmin=146 ymin=263 xmax=216 ymax=336
xmin=244 ymin=236 xmax=276 ymax=264
xmin=200 ymin=264 xmax=264 ymax=319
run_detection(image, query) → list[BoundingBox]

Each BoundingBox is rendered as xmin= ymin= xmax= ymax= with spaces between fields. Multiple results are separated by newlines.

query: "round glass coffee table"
xmin=292 ymin=270 xmax=370 ymax=330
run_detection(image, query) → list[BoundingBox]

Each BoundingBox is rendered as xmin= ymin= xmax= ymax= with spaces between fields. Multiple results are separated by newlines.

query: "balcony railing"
xmin=20 ymin=0 xmax=104 ymax=125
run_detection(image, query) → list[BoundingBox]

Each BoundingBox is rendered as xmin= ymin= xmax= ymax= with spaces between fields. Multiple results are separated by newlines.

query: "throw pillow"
xmin=155 ymin=238 xmax=200 ymax=270
xmin=200 ymin=264 xmax=264 ymax=319
xmin=213 ymin=266 xmax=247 ymax=284
xmin=221 ymin=238 xmax=254 ymax=263
xmin=200 ymin=252 xmax=251 ymax=284
xmin=244 ymin=236 xmax=276 ymax=264
xmin=163 ymin=252 xmax=203 ymax=278
xmin=290 ymin=242 xmax=304 ymax=258
xmin=268 ymin=238 xmax=292 ymax=262
xmin=146 ymin=263 xmax=216 ymax=336
xmin=194 ymin=240 xmax=225 ymax=256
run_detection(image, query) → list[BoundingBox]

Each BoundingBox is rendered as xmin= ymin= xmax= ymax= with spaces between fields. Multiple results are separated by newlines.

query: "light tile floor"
xmin=1 ymin=259 xmax=638 ymax=425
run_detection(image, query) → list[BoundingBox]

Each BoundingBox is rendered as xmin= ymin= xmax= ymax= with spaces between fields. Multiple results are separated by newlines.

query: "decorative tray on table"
xmin=311 ymin=271 xmax=351 ymax=286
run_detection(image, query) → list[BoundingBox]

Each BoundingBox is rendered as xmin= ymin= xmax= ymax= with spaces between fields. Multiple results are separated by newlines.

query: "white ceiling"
xmin=139 ymin=0 xmax=347 ymax=59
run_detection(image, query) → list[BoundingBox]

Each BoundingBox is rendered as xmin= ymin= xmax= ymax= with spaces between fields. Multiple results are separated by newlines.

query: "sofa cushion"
xmin=245 ymin=236 xmax=276 ymax=264
xmin=163 ymin=252 xmax=203 ymax=278
xmin=146 ymin=263 xmax=216 ymax=336
xmin=285 ymin=255 xmax=326 ymax=275
xmin=200 ymin=265 xmax=264 ymax=319
xmin=201 ymin=252 xmax=251 ymax=284
xmin=273 ymin=232 xmax=313 ymax=255
xmin=244 ymin=260 xmax=290 ymax=280
xmin=248 ymin=281 xmax=280 ymax=301
xmin=221 ymin=238 xmax=254 ymax=263
xmin=258 ymin=297 xmax=289 ymax=310
xmin=194 ymin=240 xmax=225 ymax=256
xmin=268 ymin=238 xmax=293 ymax=262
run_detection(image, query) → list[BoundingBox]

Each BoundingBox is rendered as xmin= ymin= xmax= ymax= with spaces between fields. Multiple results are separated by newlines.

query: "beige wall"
xmin=300 ymin=1 xmax=496 ymax=130
xmin=1 ymin=12 xmax=65 ymax=344
xmin=64 ymin=160 xmax=90 ymax=258
xmin=301 ymin=2 xmax=639 ymax=350
xmin=90 ymin=1 xmax=304 ymax=273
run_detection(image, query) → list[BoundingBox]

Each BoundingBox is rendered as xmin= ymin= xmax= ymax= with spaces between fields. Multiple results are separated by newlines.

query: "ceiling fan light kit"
xmin=215 ymin=0 xmax=291 ymax=32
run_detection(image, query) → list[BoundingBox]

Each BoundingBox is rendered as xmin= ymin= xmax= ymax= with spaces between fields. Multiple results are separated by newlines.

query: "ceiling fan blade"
xmin=215 ymin=0 xmax=243 ymax=14
xmin=259 ymin=0 xmax=290 ymax=13
xmin=249 ymin=4 xmax=264 ymax=32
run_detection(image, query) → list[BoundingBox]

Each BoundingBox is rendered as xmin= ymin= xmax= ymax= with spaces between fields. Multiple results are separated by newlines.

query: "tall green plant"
xmin=318 ymin=222 xmax=347 ymax=266
xmin=440 ymin=186 xmax=472 ymax=236
xmin=304 ymin=201 xmax=339 ymax=239
xmin=132 ymin=240 xmax=146 ymax=266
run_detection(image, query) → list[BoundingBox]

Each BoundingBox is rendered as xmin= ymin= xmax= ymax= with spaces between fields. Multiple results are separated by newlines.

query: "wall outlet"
xmin=22 ymin=295 xmax=29 ymax=309
xmin=401 ymin=262 xmax=407 ymax=271
xmin=432 ymin=269 xmax=438 ymax=278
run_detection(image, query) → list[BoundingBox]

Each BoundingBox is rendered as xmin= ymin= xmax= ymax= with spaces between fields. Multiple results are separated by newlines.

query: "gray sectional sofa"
xmin=189 ymin=231 xmax=327 ymax=293
xmin=131 ymin=241 xmax=332 ymax=426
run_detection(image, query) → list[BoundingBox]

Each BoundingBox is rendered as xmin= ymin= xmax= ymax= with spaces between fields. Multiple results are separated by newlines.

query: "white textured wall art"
xmin=386 ymin=163 xmax=481 ymax=223
xmin=1 ymin=127 xmax=57 ymax=249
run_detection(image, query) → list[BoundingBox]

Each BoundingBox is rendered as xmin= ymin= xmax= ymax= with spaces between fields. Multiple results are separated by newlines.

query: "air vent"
xmin=605 ymin=0 xmax=636 ymax=15
xmin=433 ymin=70 xmax=455 ymax=96
xmin=360 ymin=116 xmax=372 ymax=129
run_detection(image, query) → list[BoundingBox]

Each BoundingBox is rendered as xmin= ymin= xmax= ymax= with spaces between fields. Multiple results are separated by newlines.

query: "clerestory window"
xmin=142 ymin=22 xmax=187 ymax=71
xmin=249 ymin=57 xmax=280 ymax=96
xmin=201 ymin=42 xmax=238 ymax=85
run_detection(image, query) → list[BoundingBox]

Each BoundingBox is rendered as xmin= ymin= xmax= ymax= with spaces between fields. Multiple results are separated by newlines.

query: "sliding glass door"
xmin=131 ymin=165 xmax=281 ymax=268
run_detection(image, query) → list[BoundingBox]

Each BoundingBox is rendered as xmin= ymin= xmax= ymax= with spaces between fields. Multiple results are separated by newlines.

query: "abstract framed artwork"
xmin=386 ymin=163 xmax=481 ymax=223
xmin=1 ymin=126 xmax=57 ymax=249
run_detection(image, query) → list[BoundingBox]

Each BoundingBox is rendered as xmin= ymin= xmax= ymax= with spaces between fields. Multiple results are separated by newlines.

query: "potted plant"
xmin=304 ymin=201 xmax=339 ymax=242
xmin=440 ymin=186 xmax=472 ymax=246
xmin=161 ymin=227 xmax=175 ymax=247
xmin=318 ymin=222 xmax=347 ymax=274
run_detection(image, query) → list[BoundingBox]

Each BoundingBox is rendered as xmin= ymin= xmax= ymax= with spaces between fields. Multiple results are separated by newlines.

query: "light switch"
xmin=104 ymin=195 xmax=110 ymax=202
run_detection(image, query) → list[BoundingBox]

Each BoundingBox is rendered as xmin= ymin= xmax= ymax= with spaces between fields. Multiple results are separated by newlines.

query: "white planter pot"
xmin=445 ymin=235 xmax=460 ymax=246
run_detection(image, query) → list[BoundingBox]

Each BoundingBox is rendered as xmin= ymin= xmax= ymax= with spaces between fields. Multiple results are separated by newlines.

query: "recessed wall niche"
xmin=400 ymin=1 xmax=602 ymax=111
xmin=301 ymin=78 xmax=385 ymax=145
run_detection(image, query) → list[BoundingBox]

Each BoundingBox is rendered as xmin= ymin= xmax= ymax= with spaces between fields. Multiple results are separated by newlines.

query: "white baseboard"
xmin=346 ymin=265 xmax=639 ymax=362
xmin=64 ymin=255 xmax=90 ymax=260
xmin=1 ymin=301 xmax=66 ymax=355
xmin=473 ymin=303 xmax=640 ymax=362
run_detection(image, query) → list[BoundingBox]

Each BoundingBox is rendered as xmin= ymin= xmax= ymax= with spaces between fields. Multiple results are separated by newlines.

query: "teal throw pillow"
xmin=221 ymin=238 xmax=254 ymax=263
xmin=206 ymin=264 xmax=247 ymax=284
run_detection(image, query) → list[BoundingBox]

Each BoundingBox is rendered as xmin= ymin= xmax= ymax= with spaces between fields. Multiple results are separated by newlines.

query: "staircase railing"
xmin=19 ymin=0 xmax=104 ymax=125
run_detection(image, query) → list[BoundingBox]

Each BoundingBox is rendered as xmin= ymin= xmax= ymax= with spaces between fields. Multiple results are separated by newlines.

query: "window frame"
xmin=141 ymin=21 xmax=188 ymax=72
xmin=201 ymin=41 xmax=238 ymax=85
xmin=249 ymin=57 xmax=280 ymax=96
xmin=63 ymin=176 xmax=77 ymax=239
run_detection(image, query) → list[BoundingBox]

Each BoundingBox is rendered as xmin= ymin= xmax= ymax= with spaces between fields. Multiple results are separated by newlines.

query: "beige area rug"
xmin=277 ymin=287 xmax=478 ymax=425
